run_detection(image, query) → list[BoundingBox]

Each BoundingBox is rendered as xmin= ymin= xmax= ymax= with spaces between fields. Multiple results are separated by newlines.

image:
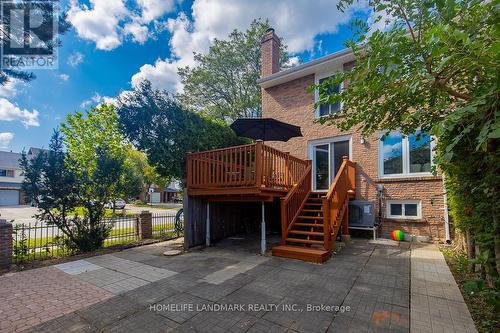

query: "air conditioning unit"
xmin=348 ymin=200 xmax=375 ymax=228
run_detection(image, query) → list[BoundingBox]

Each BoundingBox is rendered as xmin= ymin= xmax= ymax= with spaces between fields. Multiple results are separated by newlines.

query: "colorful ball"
xmin=391 ymin=230 xmax=405 ymax=241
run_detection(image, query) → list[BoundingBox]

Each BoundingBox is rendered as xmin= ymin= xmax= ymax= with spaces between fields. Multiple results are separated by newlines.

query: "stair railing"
xmin=322 ymin=156 xmax=356 ymax=251
xmin=280 ymin=161 xmax=312 ymax=245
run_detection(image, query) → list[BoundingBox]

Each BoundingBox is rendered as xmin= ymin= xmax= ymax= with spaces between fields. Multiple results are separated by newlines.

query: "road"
xmin=0 ymin=204 xmax=182 ymax=226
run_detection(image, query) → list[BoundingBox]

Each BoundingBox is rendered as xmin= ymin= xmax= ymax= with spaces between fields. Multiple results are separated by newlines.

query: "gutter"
xmin=257 ymin=47 xmax=354 ymax=87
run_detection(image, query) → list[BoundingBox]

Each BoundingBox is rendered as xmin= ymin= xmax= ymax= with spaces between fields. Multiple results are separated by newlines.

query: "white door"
xmin=309 ymin=136 xmax=351 ymax=191
xmin=0 ymin=190 xmax=20 ymax=206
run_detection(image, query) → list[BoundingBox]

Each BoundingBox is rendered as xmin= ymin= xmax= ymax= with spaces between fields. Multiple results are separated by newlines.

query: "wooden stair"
xmin=272 ymin=192 xmax=331 ymax=263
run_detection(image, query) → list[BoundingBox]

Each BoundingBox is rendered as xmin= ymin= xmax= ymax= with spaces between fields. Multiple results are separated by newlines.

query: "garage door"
xmin=0 ymin=190 xmax=19 ymax=206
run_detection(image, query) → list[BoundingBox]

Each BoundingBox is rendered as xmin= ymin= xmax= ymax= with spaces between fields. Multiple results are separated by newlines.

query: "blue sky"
xmin=0 ymin=0 xmax=370 ymax=153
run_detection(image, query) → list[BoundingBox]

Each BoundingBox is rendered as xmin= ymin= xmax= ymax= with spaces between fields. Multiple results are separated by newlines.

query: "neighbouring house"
xmin=0 ymin=147 xmax=48 ymax=206
xmin=0 ymin=151 xmax=24 ymax=206
xmin=183 ymin=28 xmax=449 ymax=263
xmin=147 ymin=181 xmax=182 ymax=204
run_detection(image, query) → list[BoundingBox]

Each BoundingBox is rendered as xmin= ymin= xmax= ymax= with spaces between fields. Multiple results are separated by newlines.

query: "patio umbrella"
xmin=230 ymin=118 xmax=302 ymax=142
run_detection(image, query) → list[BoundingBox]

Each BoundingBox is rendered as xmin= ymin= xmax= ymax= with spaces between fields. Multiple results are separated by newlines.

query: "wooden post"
xmin=284 ymin=152 xmax=290 ymax=187
xmin=261 ymin=201 xmax=266 ymax=255
xmin=280 ymin=198 xmax=286 ymax=245
xmin=342 ymin=200 xmax=350 ymax=236
xmin=322 ymin=198 xmax=331 ymax=251
xmin=206 ymin=202 xmax=210 ymax=246
xmin=255 ymin=140 xmax=263 ymax=188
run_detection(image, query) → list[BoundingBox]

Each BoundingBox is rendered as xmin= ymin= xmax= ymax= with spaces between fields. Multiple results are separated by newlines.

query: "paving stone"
xmin=201 ymin=260 xmax=260 ymax=285
xmin=0 ymin=266 xmax=112 ymax=333
xmin=101 ymin=276 xmax=150 ymax=294
xmin=218 ymin=288 xmax=281 ymax=318
xmin=152 ymin=292 xmax=214 ymax=324
xmin=106 ymin=309 xmax=178 ymax=332
xmin=55 ymin=259 xmax=102 ymax=275
xmin=23 ymin=312 xmax=95 ymax=333
xmin=261 ymin=297 xmax=335 ymax=333
xmin=76 ymin=268 xmax=131 ymax=288
xmin=77 ymin=295 xmax=143 ymax=329
xmin=186 ymin=280 xmax=242 ymax=302
xmin=122 ymin=280 xmax=179 ymax=306
xmin=246 ymin=319 xmax=288 ymax=333
xmin=180 ymin=309 xmax=258 ymax=333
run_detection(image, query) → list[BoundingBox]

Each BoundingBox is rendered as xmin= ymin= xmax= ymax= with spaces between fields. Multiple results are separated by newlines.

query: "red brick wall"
xmin=261 ymin=75 xmax=447 ymax=241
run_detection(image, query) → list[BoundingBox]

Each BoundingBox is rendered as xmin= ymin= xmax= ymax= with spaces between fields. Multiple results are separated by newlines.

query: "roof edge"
xmin=257 ymin=47 xmax=354 ymax=87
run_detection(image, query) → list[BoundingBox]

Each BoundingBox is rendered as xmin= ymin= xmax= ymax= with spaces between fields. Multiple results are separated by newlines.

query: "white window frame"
xmin=307 ymin=135 xmax=352 ymax=192
xmin=0 ymin=169 xmax=14 ymax=177
xmin=386 ymin=200 xmax=422 ymax=219
xmin=378 ymin=130 xmax=435 ymax=178
xmin=314 ymin=70 xmax=344 ymax=119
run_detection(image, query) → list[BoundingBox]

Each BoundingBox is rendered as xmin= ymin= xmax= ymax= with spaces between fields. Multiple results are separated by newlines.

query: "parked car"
xmin=106 ymin=199 xmax=126 ymax=209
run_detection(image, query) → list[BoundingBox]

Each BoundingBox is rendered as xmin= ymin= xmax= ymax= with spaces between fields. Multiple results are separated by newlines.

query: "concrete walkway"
xmin=0 ymin=237 xmax=476 ymax=333
xmin=410 ymin=244 xmax=477 ymax=333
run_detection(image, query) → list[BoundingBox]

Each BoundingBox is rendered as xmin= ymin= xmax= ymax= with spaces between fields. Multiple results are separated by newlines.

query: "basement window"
xmin=387 ymin=200 xmax=421 ymax=219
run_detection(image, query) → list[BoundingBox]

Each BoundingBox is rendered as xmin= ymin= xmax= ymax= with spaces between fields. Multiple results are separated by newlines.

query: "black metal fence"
xmin=152 ymin=212 xmax=177 ymax=238
xmin=11 ymin=211 xmax=183 ymax=264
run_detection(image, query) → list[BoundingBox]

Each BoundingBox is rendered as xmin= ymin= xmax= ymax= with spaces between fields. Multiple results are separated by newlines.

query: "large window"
xmin=379 ymin=130 xmax=432 ymax=177
xmin=387 ymin=200 xmax=421 ymax=219
xmin=316 ymin=75 xmax=341 ymax=117
xmin=0 ymin=169 xmax=14 ymax=177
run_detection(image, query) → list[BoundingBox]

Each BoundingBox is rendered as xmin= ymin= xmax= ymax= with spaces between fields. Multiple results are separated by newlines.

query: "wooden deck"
xmin=185 ymin=142 xmax=356 ymax=263
xmin=186 ymin=140 xmax=309 ymax=201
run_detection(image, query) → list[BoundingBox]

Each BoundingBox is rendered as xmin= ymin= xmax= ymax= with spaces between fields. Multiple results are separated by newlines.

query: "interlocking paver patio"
xmin=1 ymin=237 xmax=477 ymax=333
xmin=0 ymin=266 xmax=112 ymax=333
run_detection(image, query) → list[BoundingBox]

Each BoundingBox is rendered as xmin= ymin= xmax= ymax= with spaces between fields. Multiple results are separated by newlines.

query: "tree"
xmin=21 ymin=131 xmax=120 ymax=252
xmin=116 ymin=80 xmax=244 ymax=182
xmin=314 ymin=0 xmax=499 ymax=284
xmin=123 ymin=149 xmax=170 ymax=202
xmin=178 ymin=19 xmax=289 ymax=121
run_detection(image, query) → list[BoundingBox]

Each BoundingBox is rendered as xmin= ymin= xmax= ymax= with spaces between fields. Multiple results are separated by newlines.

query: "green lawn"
xmin=51 ymin=207 xmax=136 ymax=218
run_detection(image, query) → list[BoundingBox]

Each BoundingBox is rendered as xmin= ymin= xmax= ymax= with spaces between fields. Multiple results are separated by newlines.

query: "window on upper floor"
xmin=387 ymin=200 xmax=421 ymax=219
xmin=0 ymin=169 xmax=15 ymax=177
xmin=378 ymin=130 xmax=433 ymax=177
xmin=316 ymin=75 xmax=341 ymax=118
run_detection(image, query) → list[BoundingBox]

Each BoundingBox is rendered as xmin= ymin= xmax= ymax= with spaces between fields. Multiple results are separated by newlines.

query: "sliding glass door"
xmin=310 ymin=138 xmax=350 ymax=191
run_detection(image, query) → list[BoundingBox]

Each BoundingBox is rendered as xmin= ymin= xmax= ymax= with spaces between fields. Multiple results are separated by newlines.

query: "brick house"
xmin=257 ymin=28 xmax=449 ymax=241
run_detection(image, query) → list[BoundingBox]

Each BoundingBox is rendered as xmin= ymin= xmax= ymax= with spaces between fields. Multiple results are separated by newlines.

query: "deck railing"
xmin=187 ymin=140 xmax=309 ymax=191
xmin=280 ymin=161 xmax=312 ymax=244
xmin=322 ymin=156 xmax=356 ymax=251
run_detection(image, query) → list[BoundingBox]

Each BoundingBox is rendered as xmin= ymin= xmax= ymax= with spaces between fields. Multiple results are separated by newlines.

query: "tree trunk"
xmin=466 ymin=229 xmax=475 ymax=272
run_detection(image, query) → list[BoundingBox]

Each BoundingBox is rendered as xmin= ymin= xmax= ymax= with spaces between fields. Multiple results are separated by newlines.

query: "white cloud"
xmin=68 ymin=51 xmax=84 ymax=67
xmin=136 ymin=0 xmax=176 ymax=23
xmin=67 ymin=0 xmax=129 ymax=51
xmin=67 ymin=0 xmax=178 ymax=50
xmin=0 ymin=98 xmax=39 ymax=127
xmin=124 ymin=22 xmax=149 ymax=44
xmin=59 ymin=74 xmax=70 ymax=81
xmin=131 ymin=0 xmax=360 ymax=93
xmin=0 ymin=79 xmax=23 ymax=98
xmin=0 ymin=132 xmax=14 ymax=148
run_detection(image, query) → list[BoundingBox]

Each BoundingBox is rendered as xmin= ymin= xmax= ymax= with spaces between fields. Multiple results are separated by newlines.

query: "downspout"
xmin=442 ymin=174 xmax=451 ymax=243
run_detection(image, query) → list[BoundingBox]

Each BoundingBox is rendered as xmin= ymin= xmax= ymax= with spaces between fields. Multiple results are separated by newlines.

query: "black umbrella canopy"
xmin=230 ymin=118 xmax=302 ymax=142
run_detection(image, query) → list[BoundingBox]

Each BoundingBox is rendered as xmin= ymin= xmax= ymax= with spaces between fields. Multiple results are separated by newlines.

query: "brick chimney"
xmin=261 ymin=28 xmax=281 ymax=77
